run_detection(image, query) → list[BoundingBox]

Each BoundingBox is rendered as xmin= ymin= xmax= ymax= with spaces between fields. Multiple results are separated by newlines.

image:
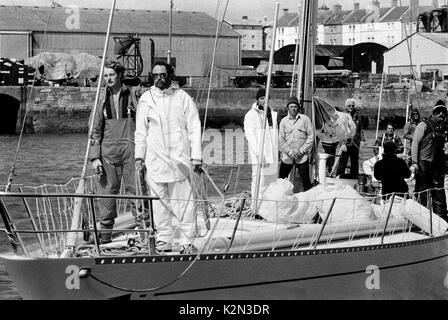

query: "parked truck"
xmin=230 ymin=61 xmax=353 ymax=89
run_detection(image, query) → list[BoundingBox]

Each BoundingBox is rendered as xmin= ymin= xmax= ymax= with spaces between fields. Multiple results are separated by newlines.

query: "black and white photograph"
xmin=0 ymin=0 xmax=447 ymax=303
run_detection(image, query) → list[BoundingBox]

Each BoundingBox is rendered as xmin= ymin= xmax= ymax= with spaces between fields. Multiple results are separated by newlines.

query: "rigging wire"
xmin=4 ymin=3 xmax=58 ymax=192
xmin=201 ymin=0 xmax=230 ymax=141
xmin=194 ymin=0 xmax=224 ymax=104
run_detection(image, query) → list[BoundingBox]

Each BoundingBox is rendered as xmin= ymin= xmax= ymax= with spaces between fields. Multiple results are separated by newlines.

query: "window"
xmin=243 ymin=34 xmax=247 ymax=39
xmin=353 ymin=25 xmax=355 ymax=30
xmin=252 ymin=35 xmax=255 ymax=39
xmin=243 ymin=44 xmax=246 ymax=48
xmin=252 ymin=44 xmax=255 ymax=49
xmin=278 ymin=40 xmax=281 ymax=47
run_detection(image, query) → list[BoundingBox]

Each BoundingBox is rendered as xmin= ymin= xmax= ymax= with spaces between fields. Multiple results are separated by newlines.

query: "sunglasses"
xmin=152 ymin=73 xmax=167 ymax=80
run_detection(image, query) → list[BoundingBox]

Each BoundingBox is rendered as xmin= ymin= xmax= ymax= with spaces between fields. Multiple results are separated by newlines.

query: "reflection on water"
xmin=0 ymin=129 xmax=385 ymax=299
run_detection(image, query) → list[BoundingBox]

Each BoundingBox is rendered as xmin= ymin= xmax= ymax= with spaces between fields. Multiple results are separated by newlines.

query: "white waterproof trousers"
xmin=146 ymin=175 xmax=196 ymax=246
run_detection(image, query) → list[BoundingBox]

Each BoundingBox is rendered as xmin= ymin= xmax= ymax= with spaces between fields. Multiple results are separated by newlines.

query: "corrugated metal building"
xmin=0 ymin=5 xmax=241 ymax=77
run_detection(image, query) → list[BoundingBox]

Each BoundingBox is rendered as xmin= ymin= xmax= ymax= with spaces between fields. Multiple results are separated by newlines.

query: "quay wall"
xmin=4 ymin=86 xmax=447 ymax=133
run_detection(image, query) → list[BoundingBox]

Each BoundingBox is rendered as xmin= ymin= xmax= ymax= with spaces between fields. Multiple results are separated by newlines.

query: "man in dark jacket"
xmin=374 ymin=123 xmax=404 ymax=154
xmin=89 ymin=59 xmax=139 ymax=243
xmin=411 ymin=101 xmax=448 ymax=222
xmin=374 ymin=141 xmax=411 ymax=198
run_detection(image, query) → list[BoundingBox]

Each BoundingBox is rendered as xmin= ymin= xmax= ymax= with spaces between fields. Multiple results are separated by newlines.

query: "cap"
xmin=255 ymin=88 xmax=266 ymax=100
xmin=433 ymin=99 xmax=447 ymax=113
xmin=286 ymin=96 xmax=300 ymax=107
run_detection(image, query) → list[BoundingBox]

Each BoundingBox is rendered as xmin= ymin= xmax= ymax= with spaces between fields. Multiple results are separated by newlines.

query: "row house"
xmin=321 ymin=5 xmax=351 ymax=46
xmin=225 ymin=16 xmax=265 ymax=51
xmin=274 ymin=9 xmax=300 ymax=51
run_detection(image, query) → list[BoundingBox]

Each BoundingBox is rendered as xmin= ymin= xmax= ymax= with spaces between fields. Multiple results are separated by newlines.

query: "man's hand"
xmin=135 ymin=159 xmax=145 ymax=172
xmin=92 ymin=159 xmax=104 ymax=175
xmin=293 ymin=150 xmax=303 ymax=160
xmin=192 ymin=159 xmax=202 ymax=174
xmin=340 ymin=144 xmax=347 ymax=153
xmin=410 ymin=163 xmax=418 ymax=174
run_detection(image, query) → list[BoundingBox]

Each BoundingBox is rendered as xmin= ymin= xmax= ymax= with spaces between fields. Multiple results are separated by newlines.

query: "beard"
xmin=155 ymin=79 xmax=170 ymax=90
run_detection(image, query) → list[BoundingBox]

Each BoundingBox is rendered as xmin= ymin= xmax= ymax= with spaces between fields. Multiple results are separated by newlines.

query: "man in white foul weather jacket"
xmin=244 ymin=88 xmax=278 ymax=203
xmin=135 ymin=61 xmax=202 ymax=254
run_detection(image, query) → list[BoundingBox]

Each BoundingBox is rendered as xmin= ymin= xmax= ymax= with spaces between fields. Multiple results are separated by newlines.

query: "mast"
xmin=253 ymin=2 xmax=280 ymax=214
xmin=295 ymin=0 xmax=319 ymax=184
xmin=61 ymin=0 xmax=117 ymax=258
xmin=290 ymin=5 xmax=301 ymax=96
xmin=168 ymin=0 xmax=173 ymax=64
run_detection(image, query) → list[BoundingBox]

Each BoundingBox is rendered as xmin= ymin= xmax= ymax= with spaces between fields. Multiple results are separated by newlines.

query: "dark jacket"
xmin=374 ymin=132 xmax=404 ymax=154
xmin=348 ymin=110 xmax=364 ymax=147
xmin=89 ymin=84 xmax=136 ymax=164
xmin=374 ymin=153 xmax=411 ymax=196
xmin=411 ymin=119 xmax=445 ymax=166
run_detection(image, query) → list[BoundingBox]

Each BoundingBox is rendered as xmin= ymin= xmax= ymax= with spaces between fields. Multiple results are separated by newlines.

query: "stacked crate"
xmin=0 ymin=58 xmax=35 ymax=86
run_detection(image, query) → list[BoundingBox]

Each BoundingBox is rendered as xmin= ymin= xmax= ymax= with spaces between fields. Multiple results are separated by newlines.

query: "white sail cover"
xmin=25 ymin=52 xmax=102 ymax=81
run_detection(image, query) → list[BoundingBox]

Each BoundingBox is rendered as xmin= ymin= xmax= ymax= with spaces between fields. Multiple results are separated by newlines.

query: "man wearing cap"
xmin=411 ymin=100 xmax=448 ymax=221
xmin=244 ymin=88 xmax=278 ymax=201
xmin=278 ymin=96 xmax=314 ymax=191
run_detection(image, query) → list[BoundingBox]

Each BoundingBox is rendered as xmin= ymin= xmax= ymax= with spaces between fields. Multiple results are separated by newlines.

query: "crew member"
xmin=411 ymin=100 xmax=448 ymax=222
xmin=278 ymin=96 xmax=314 ymax=191
xmin=89 ymin=59 xmax=138 ymax=244
xmin=135 ymin=61 xmax=202 ymax=253
xmin=374 ymin=123 xmax=404 ymax=154
xmin=244 ymin=88 xmax=278 ymax=205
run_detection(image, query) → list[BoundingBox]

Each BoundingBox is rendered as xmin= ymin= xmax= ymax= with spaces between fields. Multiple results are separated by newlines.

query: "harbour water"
xmin=0 ymin=129 xmax=385 ymax=299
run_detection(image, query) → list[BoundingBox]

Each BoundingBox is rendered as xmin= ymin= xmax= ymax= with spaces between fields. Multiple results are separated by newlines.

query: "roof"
xmin=316 ymin=45 xmax=350 ymax=57
xmin=343 ymin=9 xmax=367 ymax=24
xmin=401 ymin=6 xmax=435 ymax=22
xmin=419 ymin=32 xmax=448 ymax=48
xmin=277 ymin=12 xmax=299 ymax=27
xmin=387 ymin=32 xmax=448 ymax=52
xmin=242 ymin=50 xmax=270 ymax=59
xmin=360 ymin=7 xmax=392 ymax=23
xmin=0 ymin=5 xmax=239 ymax=37
xmin=323 ymin=10 xmax=352 ymax=25
xmin=226 ymin=17 xmax=264 ymax=27
xmin=381 ymin=6 xmax=410 ymax=22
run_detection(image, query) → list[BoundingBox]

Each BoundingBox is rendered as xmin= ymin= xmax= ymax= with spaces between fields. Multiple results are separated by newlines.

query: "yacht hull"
xmin=2 ymin=235 xmax=448 ymax=300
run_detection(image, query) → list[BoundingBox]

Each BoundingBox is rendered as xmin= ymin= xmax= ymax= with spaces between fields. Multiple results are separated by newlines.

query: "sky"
xmin=0 ymin=0 xmax=440 ymax=21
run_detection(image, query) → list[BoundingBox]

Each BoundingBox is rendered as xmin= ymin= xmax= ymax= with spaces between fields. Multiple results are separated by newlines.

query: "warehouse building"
xmin=0 ymin=5 xmax=241 ymax=78
xmin=383 ymin=32 xmax=448 ymax=77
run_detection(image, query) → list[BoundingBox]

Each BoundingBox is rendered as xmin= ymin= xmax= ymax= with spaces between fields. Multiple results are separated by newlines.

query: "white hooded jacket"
xmin=135 ymin=85 xmax=202 ymax=183
xmin=244 ymin=102 xmax=278 ymax=166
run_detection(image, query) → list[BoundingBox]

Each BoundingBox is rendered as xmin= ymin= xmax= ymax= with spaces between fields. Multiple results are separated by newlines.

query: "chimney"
xmin=334 ymin=4 xmax=342 ymax=12
xmin=391 ymin=0 xmax=398 ymax=7
xmin=354 ymin=2 xmax=360 ymax=11
xmin=410 ymin=0 xmax=419 ymax=8
xmin=242 ymin=15 xmax=248 ymax=20
xmin=282 ymin=8 xmax=289 ymax=14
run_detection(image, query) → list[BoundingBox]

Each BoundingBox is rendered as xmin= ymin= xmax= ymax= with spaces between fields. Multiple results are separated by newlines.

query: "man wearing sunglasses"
xmin=411 ymin=100 xmax=448 ymax=222
xmin=134 ymin=61 xmax=202 ymax=254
